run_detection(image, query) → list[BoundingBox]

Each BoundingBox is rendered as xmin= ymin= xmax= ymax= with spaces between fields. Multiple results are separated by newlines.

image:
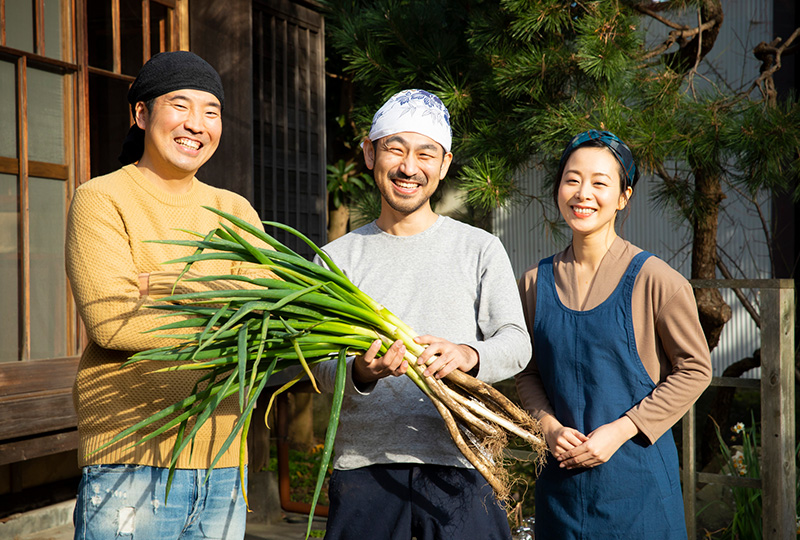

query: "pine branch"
xmin=715 ymin=251 xmax=761 ymax=329
xmin=639 ymin=17 xmax=720 ymax=61
xmin=749 ymin=27 xmax=800 ymax=106
xmin=635 ymin=4 xmax=688 ymax=31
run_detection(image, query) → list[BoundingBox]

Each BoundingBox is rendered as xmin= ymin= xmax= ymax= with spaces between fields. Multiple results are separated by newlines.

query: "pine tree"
xmin=323 ymin=0 xmax=799 ymax=353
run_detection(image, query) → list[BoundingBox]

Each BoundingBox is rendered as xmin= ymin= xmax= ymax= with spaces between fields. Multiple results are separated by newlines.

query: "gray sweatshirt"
xmin=311 ymin=216 xmax=531 ymax=470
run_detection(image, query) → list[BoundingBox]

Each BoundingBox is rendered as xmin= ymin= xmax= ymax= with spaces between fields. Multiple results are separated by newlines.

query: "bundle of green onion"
xmin=101 ymin=207 xmax=544 ymax=529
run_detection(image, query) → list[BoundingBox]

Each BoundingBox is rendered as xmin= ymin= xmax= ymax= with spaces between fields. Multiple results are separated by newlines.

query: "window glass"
xmin=150 ymin=2 xmax=172 ymax=55
xmin=0 ymin=174 xmax=19 ymax=363
xmin=120 ymin=0 xmax=144 ymax=76
xmin=6 ymin=0 xmax=34 ymax=53
xmin=44 ymin=0 xmax=64 ymax=60
xmin=29 ymin=177 xmax=67 ymax=360
xmin=27 ymin=69 xmax=65 ymax=164
xmin=87 ymin=0 xmax=114 ymax=70
xmin=89 ymin=73 xmax=132 ymax=177
xmin=0 ymin=61 xmax=17 ymax=159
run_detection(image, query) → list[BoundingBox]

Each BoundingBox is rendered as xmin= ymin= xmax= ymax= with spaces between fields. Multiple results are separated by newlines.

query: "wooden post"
xmin=685 ymin=279 xmax=796 ymax=539
xmin=682 ymin=407 xmax=696 ymax=540
xmin=759 ymin=280 xmax=796 ymax=540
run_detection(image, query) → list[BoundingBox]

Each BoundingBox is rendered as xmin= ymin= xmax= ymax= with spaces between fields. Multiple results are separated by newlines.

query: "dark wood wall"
xmin=190 ymin=0 xmax=256 ymax=203
xmin=188 ymin=0 xmax=328 ymax=260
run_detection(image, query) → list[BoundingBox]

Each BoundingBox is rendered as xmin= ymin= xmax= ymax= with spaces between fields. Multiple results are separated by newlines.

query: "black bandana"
xmin=118 ymin=51 xmax=224 ymax=165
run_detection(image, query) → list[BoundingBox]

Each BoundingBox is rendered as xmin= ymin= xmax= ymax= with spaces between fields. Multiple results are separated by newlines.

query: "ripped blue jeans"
xmin=73 ymin=464 xmax=247 ymax=540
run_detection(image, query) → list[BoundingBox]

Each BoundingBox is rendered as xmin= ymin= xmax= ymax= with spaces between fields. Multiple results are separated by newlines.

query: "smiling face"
xmin=557 ymin=146 xmax=632 ymax=240
xmin=135 ymin=89 xmax=222 ymax=182
xmin=365 ymin=131 xmax=453 ymax=220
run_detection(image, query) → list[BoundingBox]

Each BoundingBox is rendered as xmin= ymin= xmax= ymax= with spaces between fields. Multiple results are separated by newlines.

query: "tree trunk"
xmin=328 ymin=203 xmax=350 ymax=242
xmin=286 ymin=392 xmax=316 ymax=452
xmin=663 ymin=0 xmax=724 ymax=72
xmin=691 ymin=166 xmax=731 ymax=351
xmin=691 ymin=165 xmax=734 ymax=469
xmin=246 ymin=402 xmax=281 ymax=522
xmin=247 ymin=401 xmax=272 ymax=472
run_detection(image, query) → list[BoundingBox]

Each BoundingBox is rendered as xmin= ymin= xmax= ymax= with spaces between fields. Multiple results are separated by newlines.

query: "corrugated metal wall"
xmin=493 ymin=0 xmax=775 ymax=378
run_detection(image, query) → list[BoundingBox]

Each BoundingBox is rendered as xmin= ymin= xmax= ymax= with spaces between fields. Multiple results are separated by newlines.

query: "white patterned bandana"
xmin=368 ymin=89 xmax=452 ymax=152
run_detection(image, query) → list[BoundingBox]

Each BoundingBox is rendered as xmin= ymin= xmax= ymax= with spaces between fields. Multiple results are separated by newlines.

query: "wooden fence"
xmin=683 ymin=279 xmax=796 ymax=540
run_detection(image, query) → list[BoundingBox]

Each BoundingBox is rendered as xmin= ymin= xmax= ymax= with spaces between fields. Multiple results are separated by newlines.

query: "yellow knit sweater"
xmin=66 ymin=165 xmax=264 ymax=469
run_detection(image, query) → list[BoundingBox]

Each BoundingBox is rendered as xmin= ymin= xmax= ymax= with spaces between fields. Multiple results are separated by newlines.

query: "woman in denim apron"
xmin=515 ymin=131 xmax=712 ymax=539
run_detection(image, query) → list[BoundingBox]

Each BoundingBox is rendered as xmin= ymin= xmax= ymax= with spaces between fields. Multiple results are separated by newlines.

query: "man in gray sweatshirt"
xmin=312 ymin=89 xmax=531 ymax=540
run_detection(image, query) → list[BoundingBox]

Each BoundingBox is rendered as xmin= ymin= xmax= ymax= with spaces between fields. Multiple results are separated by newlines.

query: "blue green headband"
xmin=558 ymin=130 xmax=639 ymax=188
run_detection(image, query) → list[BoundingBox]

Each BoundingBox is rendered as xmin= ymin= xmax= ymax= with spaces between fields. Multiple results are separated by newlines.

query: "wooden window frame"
xmin=0 ymin=0 xmax=186 ymax=464
xmin=0 ymin=0 xmax=83 ymax=464
xmin=0 ymin=50 xmax=81 ymax=363
xmin=252 ymin=0 xmax=327 ymax=258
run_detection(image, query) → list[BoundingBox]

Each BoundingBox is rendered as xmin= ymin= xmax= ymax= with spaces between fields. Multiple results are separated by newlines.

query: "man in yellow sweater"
xmin=66 ymin=51 xmax=262 ymax=540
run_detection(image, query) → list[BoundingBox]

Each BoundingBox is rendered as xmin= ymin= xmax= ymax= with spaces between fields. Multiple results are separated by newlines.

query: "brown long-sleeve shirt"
xmin=515 ymin=237 xmax=712 ymax=444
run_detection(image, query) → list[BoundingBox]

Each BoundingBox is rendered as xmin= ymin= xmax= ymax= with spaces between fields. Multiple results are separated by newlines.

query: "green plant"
xmin=326 ymin=159 xmax=373 ymax=209
xmin=267 ymin=444 xmax=332 ymax=506
xmin=712 ymin=414 xmax=762 ymax=540
xmin=323 ymin=0 xmax=800 ymax=382
xmin=96 ymin=208 xmax=546 ymax=537
xmin=707 ymin=413 xmax=800 ymax=540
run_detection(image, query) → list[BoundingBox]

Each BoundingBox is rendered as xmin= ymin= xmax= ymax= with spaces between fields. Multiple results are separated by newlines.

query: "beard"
xmin=377 ymin=172 xmax=433 ymax=215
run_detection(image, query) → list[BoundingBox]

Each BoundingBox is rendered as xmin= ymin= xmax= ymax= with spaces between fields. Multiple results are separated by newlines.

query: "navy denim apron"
xmin=532 ymin=252 xmax=686 ymax=540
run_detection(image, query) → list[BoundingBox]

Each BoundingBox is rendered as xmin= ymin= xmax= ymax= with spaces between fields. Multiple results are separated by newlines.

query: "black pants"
xmin=323 ymin=464 xmax=512 ymax=540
